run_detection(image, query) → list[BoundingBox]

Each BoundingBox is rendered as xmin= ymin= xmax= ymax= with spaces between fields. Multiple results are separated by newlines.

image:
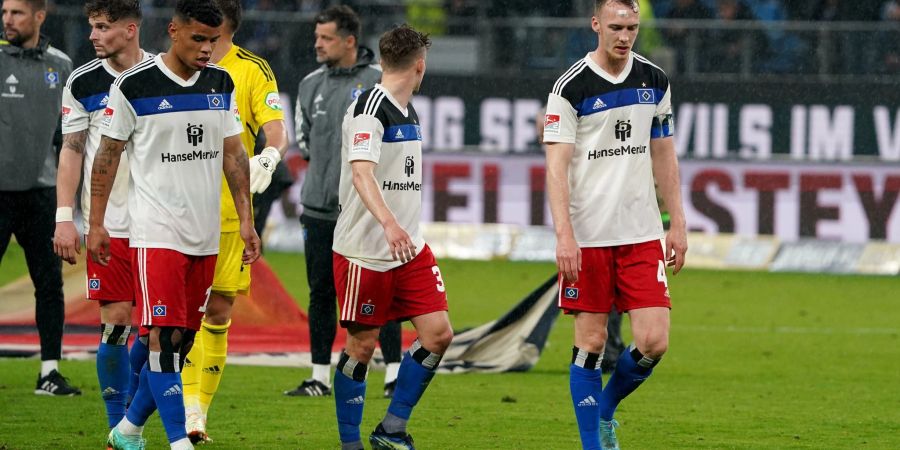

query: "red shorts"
xmin=558 ymin=239 xmax=671 ymax=314
xmin=86 ymin=237 xmax=134 ymax=303
xmin=334 ymin=245 xmax=449 ymax=327
xmin=132 ymin=247 xmax=216 ymax=331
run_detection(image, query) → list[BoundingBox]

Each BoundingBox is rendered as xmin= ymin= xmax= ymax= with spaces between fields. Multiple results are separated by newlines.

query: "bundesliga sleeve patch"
xmin=61 ymin=106 xmax=71 ymax=124
xmin=544 ymin=114 xmax=561 ymax=135
xmin=265 ymin=92 xmax=282 ymax=111
xmin=101 ymin=107 xmax=114 ymax=128
xmin=352 ymin=132 xmax=372 ymax=154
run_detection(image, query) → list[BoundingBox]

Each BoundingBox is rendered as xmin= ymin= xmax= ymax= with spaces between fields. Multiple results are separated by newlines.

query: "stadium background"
xmin=2 ymin=0 xmax=900 ymax=448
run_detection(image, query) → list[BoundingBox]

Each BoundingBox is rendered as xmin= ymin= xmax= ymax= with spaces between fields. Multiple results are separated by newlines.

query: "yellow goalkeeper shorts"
xmin=212 ymin=231 xmax=251 ymax=297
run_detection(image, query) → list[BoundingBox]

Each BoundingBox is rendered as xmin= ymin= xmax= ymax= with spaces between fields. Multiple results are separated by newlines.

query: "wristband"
xmin=55 ymin=206 xmax=74 ymax=223
xmin=261 ymin=146 xmax=282 ymax=164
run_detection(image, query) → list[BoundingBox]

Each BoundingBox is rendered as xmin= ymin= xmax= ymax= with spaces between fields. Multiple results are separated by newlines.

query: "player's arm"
xmin=248 ymin=119 xmax=288 ymax=193
xmin=350 ymin=160 xmax=416 ymax=263
xmin=54 ymin=129 xmax=87 ymax=264
xmin=223 ymin=135 xmax=261 ymax=264
xmin=546 ymin=142 xmax=580 ymax=282
xmin=86 ymin=135 xmax=126 ymax=266
xmin=543 ymin=92 xmax=581 ymax=282
xmin=650 ymin=136 xmax=687 ymax=274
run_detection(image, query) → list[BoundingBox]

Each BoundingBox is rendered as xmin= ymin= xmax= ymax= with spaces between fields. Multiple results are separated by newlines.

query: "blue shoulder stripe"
xmin=576 ymin=88 xmax=666 ymax=117
xmin=78 ymin=92 xmax=109 ymax=113
xmin=382 ymin=124 xmax=422 ymax=143
xmin=129 ymin=93 xmax=230 ymax=116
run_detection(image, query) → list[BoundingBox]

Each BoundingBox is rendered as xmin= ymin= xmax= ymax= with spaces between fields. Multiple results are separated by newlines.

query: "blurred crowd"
xmin=47 ymin=0 xmax=900 ymax=77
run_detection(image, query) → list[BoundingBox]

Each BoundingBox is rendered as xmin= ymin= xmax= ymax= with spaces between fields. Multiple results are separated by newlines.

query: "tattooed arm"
xmin=223 ymin=135 xmax=261 ymax=264
xmin=86 ymin=135 xmax=127 ymax=265
xmin=53 ymin=130 xmax=88 ymax=264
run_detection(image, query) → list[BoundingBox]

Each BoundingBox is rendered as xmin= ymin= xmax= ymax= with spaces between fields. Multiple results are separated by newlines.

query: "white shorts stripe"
xmin=139 ymin=248 xmax=150 ymax=327
xmin=351 ymin=265 xmax=362 ymax=322
xmin=342 ymin=262 xmax=354 ymax=321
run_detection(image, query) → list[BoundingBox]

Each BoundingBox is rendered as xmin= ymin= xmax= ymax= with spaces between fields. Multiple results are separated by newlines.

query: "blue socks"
xmin=570 ymin=347 xmax=603 ymax=450
xmin=385 ymin=341 xmax=439 ymax=429
xmin=97 ymin=324 xmax=131 ymax=428
xmin=598 ymin=345 xmax=659 ymax=421
xmin=334 ymin=352 xmax=368 ymax=446
xmin=125 ymin=363 xmax=156 ymax=427
xmin=128 ymin=334 xmax=149 ymax=403
xmin=147 ymin=350 xmax=188 ymax=444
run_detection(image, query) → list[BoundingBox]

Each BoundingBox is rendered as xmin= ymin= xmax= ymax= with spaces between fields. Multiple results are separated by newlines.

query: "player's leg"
xmin=128 ymin=329 xmax=149 ymax=403
xmin=601 ymin=307 xmax=624 ymax=373
xmin=559 ymin=247 xmax=615 ymax=450
xmin=597 ymin=240 xmax=671 ymax=446
xmin=373 ymin=246 xmax=451 ymax=449
xmin=378 ymin=320 xmax=402 ymax=397
xmin=90 ymin=237 xmax=135 ymax=426
xmin=16 ymin=188 xmax=74 ymax=395
xmin=336 ymin=325 xmax=380 ymax=450
xmin=184 ymin=231 xmax=245 ymax=441
xmin=287 ymin=215 xmax=338 ymax=396
xmin=332 ymin=253 xmax=393 ymax=450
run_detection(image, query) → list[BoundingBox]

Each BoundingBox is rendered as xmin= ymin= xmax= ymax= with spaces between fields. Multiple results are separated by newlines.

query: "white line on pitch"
xmin=676 ymin=324 xmax=900 ymax=336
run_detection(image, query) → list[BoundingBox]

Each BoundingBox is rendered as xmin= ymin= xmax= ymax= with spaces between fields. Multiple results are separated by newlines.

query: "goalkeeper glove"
xmin=249 ymin=146 xmax=281 ymax=194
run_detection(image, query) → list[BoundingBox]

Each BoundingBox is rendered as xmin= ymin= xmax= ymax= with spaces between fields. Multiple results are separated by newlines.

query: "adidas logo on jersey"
xmin=593 ymin=98 xmax=607 ymax=110
xmin=158 ymin=99 xmax=173 ymax=110
xmin=577 ymin=395 xmax=598 ymax=407
xmin=162 ymin=384 xmax=183 ymax=397
xmin=346 ymin=395 xmax=365 ymax=405
xmin=395 ymin=129 xmax=404 ymax=139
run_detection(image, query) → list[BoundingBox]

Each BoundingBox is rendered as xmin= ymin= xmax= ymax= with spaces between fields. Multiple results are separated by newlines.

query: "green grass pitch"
xmin=1 ymin=245 xmax=899 ymax=449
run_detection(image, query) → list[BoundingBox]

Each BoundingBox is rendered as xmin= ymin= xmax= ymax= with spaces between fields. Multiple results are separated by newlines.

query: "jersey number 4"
xmin=657 ymin=260 xmax=669 ymax=288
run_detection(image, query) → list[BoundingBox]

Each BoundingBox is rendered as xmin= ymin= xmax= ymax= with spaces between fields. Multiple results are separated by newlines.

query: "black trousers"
xmin=301 ymin=214 xmax=401 ymax=366
xmin=0 ymin=188 xmax=65 ymax=361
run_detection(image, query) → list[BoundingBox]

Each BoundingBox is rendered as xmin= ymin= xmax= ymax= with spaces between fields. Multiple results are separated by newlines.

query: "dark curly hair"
xmin=84 ymin=0 xmax=142 ymax=23
xmin=174 ymin=0 xmax=223 ymax=28
xmin=379 ymin=24 xmax=431 ymax=70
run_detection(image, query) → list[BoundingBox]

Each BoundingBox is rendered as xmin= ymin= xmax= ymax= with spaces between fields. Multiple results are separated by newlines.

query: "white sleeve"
xmin=61 ymin=85 xmax=90 ymax=134
xmin=543 ymin=92 xmax=578 ymax=144
xmin=346 ymin=113 xmax=384 ymax=164
xmin=651 ymin=86 xmax=674 ymax=139
xmin=101 ymin=83 xmax=136 ymax=141
xmin=224 ymin=88 xmax=244 ymax=138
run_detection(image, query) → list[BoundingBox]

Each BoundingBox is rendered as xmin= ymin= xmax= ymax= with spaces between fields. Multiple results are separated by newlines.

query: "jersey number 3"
xmin=432 ymin=266 xmax=446 ymax=293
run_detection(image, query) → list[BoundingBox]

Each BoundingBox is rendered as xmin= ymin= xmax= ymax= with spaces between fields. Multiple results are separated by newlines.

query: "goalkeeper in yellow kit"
xmin=181 ymin=0 xmax=288 ymax=443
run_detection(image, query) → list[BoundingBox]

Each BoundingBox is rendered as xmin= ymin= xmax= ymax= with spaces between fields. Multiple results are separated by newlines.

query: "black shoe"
xmin=383 ymin=380 xmax=396 ymax=399
xmin=34 ymin=369 xmax=82 ymax=396
xmin=369 ymin=423 xmax=415 ymax=450
xmin=284 ymin=378 xmax=332 ymax=397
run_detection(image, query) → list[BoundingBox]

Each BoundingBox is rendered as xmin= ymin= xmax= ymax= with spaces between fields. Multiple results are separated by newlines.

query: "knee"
xmin=346 ymin=335 xmax=378 ymax=364
xmin=575 ymin=328 xmax=607 ymax=355
xmin=204 ymin=294 xmax=233 ymax=325
xmin=639 ymin=337 xmax=668 ymax=360
xmin=420 ymin=326 xmax=453 ymax=354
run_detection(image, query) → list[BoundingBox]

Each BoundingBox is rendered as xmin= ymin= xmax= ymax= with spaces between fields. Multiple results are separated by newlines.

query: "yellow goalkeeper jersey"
xmin=217 ymin=44 xmax=284 ymax=232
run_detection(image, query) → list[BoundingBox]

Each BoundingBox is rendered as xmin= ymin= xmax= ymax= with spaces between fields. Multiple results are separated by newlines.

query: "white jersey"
xmin=101 ymin=54 xmax=243 ymax=255
xmin=333 ymin=84 xmax=425 ymax=272
xmin=61 ymin=54 xmax=153 ymax=237
xmin=544 ymin=52 xmax=674 ymax=247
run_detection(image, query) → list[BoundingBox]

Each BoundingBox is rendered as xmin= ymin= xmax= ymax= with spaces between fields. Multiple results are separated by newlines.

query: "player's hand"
xmin=556 ymin=233 xmax=581 ymax=283
xmin=384 ymin=220 xmax=416 ymax=263
xmin=665 ymin=222 xmax=688 ymax=275
xmin=86 ymin=226 xmax=111 ymax=266
xmin=248 ymin=146 xmax=281 ymax=194
xmin=53 ymin=220 xmax=81 ymax=265
xmin=240 ymin=222 xmax=261 ymax=265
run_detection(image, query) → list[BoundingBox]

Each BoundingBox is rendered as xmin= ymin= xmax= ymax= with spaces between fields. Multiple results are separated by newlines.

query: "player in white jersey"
xmin=543 ymin=1 xmax=688 ymax=449
xmin=331 ymin=25 xmax=452 ymax=450
xmin=53 ymin=0 xmax=150 ymax=431
xmin=86 ymin=1 xmax=260 ymax=449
